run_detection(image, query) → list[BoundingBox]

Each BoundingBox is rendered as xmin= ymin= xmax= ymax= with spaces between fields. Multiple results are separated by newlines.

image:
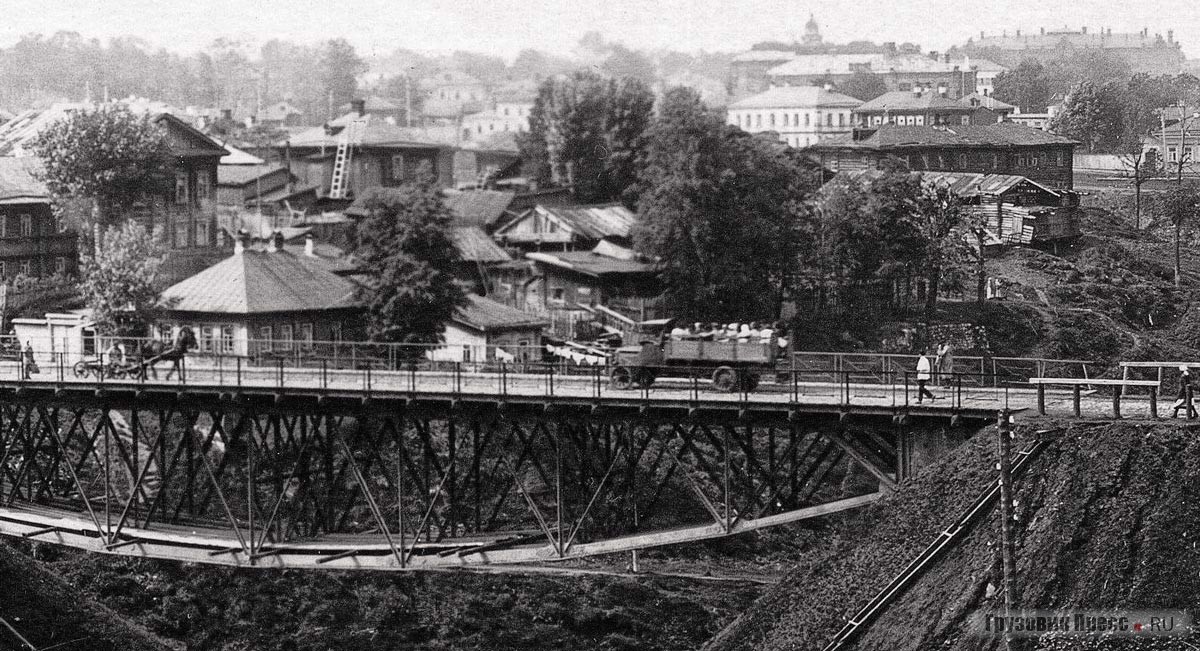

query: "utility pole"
xmin=997 ymin=410 xmax=1018 ymax=650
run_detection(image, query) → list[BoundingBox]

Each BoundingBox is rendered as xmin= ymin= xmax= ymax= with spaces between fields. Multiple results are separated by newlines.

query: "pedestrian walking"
xmin=936 ymin=341 xmax=954 ymax=386
xmin=22 ymin=341 xmax=37 ymax=380
xmin=1173 ymin=365 xmax=1197 ymax=419
xmin=916 ymin=350 xmax=935 ymax=403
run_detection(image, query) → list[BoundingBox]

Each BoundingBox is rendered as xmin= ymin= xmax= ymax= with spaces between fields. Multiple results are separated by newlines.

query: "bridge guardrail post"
xmin=956 ymin=374 xmax=962 ymax=410
xmin=500 ymin=361 xmax=507 ymax=396
xmin=321 ymin=359 xmax=328 ymax=389
xmin=236 ymin=357 xmax=242 ymax=388
xmin=547 ymin=364 xmax=554 ymax=397
xmin=903 ymin=370 xmax=910 ymax=408
xmin=367 ymin=367 xmax=373 ymax=393
xmin=278 ymin=358 xmax=284 ymax=388
xmin=99 ymin=352 xmax=105 ymax=385
xmin=791 ymin=369 xmax=799 ymax=403
xmin=594 ymin=364 xmax=601 ymax=399
xmin=455 ymin=363 xmax=462 ymax=395
xmin=180 ymin=355 xmax=186 ymax=385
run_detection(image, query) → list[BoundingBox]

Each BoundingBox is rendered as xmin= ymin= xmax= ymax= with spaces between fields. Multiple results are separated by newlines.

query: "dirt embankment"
xmin=0 ymin=542 xmax=178 ymax=651
xmin=706 ymin=420 xmax=1200 ymax=651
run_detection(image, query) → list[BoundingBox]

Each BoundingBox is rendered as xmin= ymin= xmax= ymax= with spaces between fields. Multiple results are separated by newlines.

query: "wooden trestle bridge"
xmin=0 ymin=349 xmax=1143 ymax=571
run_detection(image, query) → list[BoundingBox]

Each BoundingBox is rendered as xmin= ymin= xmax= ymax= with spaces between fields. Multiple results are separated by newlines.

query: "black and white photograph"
xmin=1 ymin=1 xmax=1200 ymax=649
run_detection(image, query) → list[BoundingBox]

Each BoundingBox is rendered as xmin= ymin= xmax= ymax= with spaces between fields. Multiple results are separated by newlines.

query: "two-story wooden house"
xmin=0 ymin=158 xmax=77 ymax=280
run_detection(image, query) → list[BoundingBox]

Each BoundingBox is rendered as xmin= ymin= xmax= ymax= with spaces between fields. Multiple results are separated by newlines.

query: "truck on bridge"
xmin=608 ymin=319 xmax=782 ymax=392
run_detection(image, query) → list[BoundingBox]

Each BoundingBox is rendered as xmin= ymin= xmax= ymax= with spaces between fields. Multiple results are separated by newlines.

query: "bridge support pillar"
xmin=1037 ymin=384 xmax=1046 ymax=415
xmin=1150 ymin=387 xmax=1158 ymax=419
xmin=1072 ymin=384 xmax=1081 ymax=417
xmin=1112 ymin=386 xmax=1122 ymax=419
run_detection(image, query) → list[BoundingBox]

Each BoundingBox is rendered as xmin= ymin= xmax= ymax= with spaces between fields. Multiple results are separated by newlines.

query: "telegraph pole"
xmin=997 ymin=410 xmax=1018 ymax=650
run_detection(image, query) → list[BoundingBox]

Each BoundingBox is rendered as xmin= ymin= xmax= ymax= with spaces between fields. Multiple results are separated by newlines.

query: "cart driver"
xmin=104 ymin=340 xmax=127 ymax=367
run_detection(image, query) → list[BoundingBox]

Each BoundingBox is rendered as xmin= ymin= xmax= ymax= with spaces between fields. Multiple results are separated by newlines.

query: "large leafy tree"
xmin=1051 ymin=80 xmax=1126 ymax=152
xmin=31 ymin=104 xmax=171 ymax=248
xmin=1160 ymin=182 xmax=1200 ymax=288
xmin=319 ymin=38 xmax=366 ymax=117
xmin=518 ymin=71 xmax=655 ymax=204
xmin=634 ymin=87 xmax=819 ymax=321
xmin=354 ymin=174 xmax=466 ymax=347
xmin=81 ymin=221 xmax=167 ymax=337
xmin=992 ymin=59 xmax=1053 ymax=113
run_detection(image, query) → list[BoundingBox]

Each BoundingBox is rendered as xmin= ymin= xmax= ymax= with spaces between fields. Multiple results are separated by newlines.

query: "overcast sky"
xmin=3 ymin=0 xmax=1198 ymax=61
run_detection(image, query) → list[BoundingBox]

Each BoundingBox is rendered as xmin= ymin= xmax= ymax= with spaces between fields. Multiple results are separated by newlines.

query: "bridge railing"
xmin=790 ymin=352 xmax=1096 ymax=387
xmin=8 ymin=348 xmax=1026 ymax=412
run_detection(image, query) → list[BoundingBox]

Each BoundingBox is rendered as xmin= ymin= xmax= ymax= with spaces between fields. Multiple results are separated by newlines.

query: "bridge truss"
xmin=0 ymin=383 xmax=914 ymax=570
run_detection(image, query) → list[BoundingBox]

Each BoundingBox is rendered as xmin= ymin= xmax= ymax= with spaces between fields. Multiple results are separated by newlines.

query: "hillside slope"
xmin=706 ymin=420 xmax=1200 ymax=650
xmin=0 ymin=542 xmax=176 ymax=651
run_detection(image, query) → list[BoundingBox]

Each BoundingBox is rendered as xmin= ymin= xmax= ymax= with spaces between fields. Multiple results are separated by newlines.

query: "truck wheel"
xmin=73 ymin=361 xmax=89 ymax=379
xmin=740 ymin=372 xmax=760 ymax=392
xmin=712 ymin=366 xmax=737 ymax=393
xmin=610 ymin=366 xmax=634 ymax=390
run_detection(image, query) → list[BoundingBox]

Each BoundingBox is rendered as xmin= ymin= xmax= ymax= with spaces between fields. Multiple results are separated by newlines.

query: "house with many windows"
xmin=0 ymin=158 xmax=77 ymax=280
xmin=726 ymin=86 xmax=862 ymax=147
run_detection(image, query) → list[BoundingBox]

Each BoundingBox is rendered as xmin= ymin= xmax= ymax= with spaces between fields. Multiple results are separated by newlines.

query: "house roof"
xmin=971 ymin=29 xmax=1177 ymax=52
xmin=218 ymin=141 xmax=266 ymax=165
xmin=812 ymin=123 xmax=1076 ymax=150
xmin=217 ymin=164 xmax=287 ymax=187
xmin=960 ymin=93 xmax=1017 ymax=111
xmin=768 ymin=53 xmax=970 ymax=77
xmin=453 ymin=293 xmax=547 ymax=332
xmin=728 ymin=86 xmax=863 ymax=110
xmin=497 ymin=203 xmax=637 ymax=242
xmin=733 ymin=50 xmax=799 ymax=64
xmin=159 ymin=249 xmax=362 ymax=314
xmin=0 ymin=103 xmax=85 ymax=156
xmin=286 ymin=117 xmax=448 ymax=149
xmin=855 ymin=91 xmax=973 ymax=113
xmin=829 ymin=169 xmax=1060 ymax=199
xmin=526 ymin=251 xmax=656 ymax=277
xmin=450 ymin=227 xmax=511 ymax=263
xmin=0 ymin=157 xmax=47 ymax=201
xmin=443 ymin=189 xmax=516 ymax=228
xmin=338 ymin=97 xmax=402 ymax=113
xmin=153 ymin=113 xmax=230 ymax=157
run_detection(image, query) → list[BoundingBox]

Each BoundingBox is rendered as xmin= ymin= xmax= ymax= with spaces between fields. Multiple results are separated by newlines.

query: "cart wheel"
xmin=72 ymin=361 xmax=89 ymax=379
xmin=635 ymin=369 xmax=656 ymax=389
xmin=712 ymin=366 xmax=737 ymax=393
xmin=610 ymin=366 xmax=634 ymax=390
xmin=740 ymin=372 xmax=760 ymax=392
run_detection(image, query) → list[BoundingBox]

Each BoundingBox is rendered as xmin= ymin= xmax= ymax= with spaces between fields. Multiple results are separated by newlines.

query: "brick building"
xmin=805 ymin=123 xmax=1077 ymax=189
xmin=963 ymin=27 xmax=1187 ymax=75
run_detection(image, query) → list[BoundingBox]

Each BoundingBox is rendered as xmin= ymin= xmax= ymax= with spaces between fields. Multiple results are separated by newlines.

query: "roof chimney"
xmin=304 ymin=232 xmax=315 ymax=257
xmin=1040 ymin=27 xmax=1045 ymax=35
xmin=1081 ymin=26 xmax=1087 ymax=35
xmin=1169 ymin=30 xmax=1175 ymax=43
xmin=221 ymin=108 xmax=232 ymax=121
xmin=268 ymin=230 xmax=284 ymax=253
xmin=944 ymin=52 xmax=951 ymax=64
xmin=351 ymin=98 xmax=366 ymax=117
xmin=235 ymin=229 xmax=248 ymax=255
xmin=1016 ymin=29 xmax=1021 ymax=37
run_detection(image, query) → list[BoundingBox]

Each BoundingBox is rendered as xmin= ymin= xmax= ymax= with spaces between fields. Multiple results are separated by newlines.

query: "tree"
xmin=837 ymin=71 xmax=887 ymax=102
xmin=353 ymin=174 xmax=466 ymax=347
xmin=79 ymin=221 xmax=167 ymax=337
xmin=1051 ymin=81 xmax=1125 ymax=152
xmin=910 ymin=182 xmax=968 ymax=320
xmin=602 ymin=45 xmax=657 ymax=85
xmin=319 ymin=38 xmax=366 ymax=120
xmin=31 ymin=104 xmax=171 ymax=250
xmin=992 ymin=59 xmax=1052 ymax=113
xmin=634 ymin=87 xmax=819 ymax=320
xmin=1160 ymin=182 xmax=1200 ymax=288
xmin=520 ymin=71 xmax=655 ymax=203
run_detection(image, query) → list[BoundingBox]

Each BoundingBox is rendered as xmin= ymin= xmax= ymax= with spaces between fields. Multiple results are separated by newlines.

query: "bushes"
xmin=1043 ymin=312 xmax=1124 ymax=362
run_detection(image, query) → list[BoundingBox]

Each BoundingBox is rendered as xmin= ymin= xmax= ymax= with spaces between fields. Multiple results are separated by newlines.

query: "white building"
xmin=726 ymin=86 xmax=863 ymax=148
xmin=953 ymin=58 xmax=1007 ymax=96
xmin=461 ymin=101 xmax=534 ymax=141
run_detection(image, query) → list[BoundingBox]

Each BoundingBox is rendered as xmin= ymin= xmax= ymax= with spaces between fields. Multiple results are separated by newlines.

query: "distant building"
xmin=766 ymin=53 xmax=978 ymax=100
xmin=493 ymin=203 xmax=637 ymax=253
xmin=853 ymin=90 xmax=998 ymax=128
xmin=960 ymin=93 xmax=1017 ymax=120
xmin=461 ymin=101 xmax=533 ymax=143
xmin=256 ymin=101 xmax=304 ymax=127
xmin=0 ymin=158 xmax=77 ymax=280
xmin=951 ymin=58 xmax=1007 ymax=96
xmin=727 ymin=86 xmax=862 ymax=147
xmin=805 ymin=122 xmax=1078 ymax=189
xmin=156 ymin=232 xmax=365 ymax=356
xmin=964 ymin=27 xmax=1187 ymax=75
xmin=421 ymin=71 xmax=491 ymax=122
xmin=438 ymin=293 xmax=547 ymax=363
xmin=730 ymin=50 xmax=800 ymax=99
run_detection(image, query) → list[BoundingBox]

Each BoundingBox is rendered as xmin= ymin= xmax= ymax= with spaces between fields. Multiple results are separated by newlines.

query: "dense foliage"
xmin=80 ymin=221 xmax=168 ymax=337
xmin=520 ymin=71 xmax=655 ymax=204
xmin=353 ymin=176 xmax=466 ymax=347
xmin=31 ymin=104 xmax=171 ymax=234
xmin=633 ymin=87 xmax=818 ymax=321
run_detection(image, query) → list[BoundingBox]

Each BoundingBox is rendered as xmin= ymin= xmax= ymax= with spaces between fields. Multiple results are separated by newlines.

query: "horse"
xmin=142 ymin=327 xmax=196 ymax=380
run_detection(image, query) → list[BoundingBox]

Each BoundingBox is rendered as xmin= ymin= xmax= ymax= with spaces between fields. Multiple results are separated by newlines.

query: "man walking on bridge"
xmin=916 ymin=350 xmax=935 ymax=403
xmin=1173 ymin=365 xmax=1197 ymax=419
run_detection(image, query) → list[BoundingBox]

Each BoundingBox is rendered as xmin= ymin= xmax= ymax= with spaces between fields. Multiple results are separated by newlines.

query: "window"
xmin=221 ymin=325 xmax=235 ymax=354
xmin=794 ymin=113 xmax=799 ymax=126
xmin=915 ymin=115 xmax=925 ymax=126
xmin=19 ymin=260 xmax=31 ymax=277
xmin=331 ymin=322 xmax=343 ymax=342
xmin=769 ymin=113 xmax=775 ymax=127
xmin=196 ymin=171 xmax=211 ymax=205
xmin=898 ymin=82 xmax=912 ymax=91
xmin=1169 ymin=147 xmax=1178 ymax=162
xmin=503 ymin=107 xmax=510 ymax=116
xmin=0 ymin=261 xmax=6 ymax=278
xmin=174 ymin=171 xmax=189 ymax=205
xmin=826 ymin=113 xmax=833 ymax=126
xmin=18 ymin=214 xmax=32 ymax=237
xmin=257 ymin=326 xmax=272 ymax=351
xmin=54 ymin=257 xmax=66 ymax=275
xmin=279 ymin=324 xmax=294 ymax=351
xmin=755 ymin=114 xmax=762 ymax=128
xmin=958 ymin=154 xmax=968 ymax=168
xmin=200 ymin=326 xmax=215 ymax=353
xmin=299 ymin=323 xmax=314 ymax=350
xmin=937 ymin=154 xmax=947 ymax=169
xmin=961 ymin=115 xmax=970 ymax=125
xmin=391 ymin=154 xmax=407 ymax=181
xmin=1056 ymin=151 xmax=1065 ymax=167
xmin=577 ymin=286 xmax=592 ymax=299
xmin=550 ymin=287 xmax=565 ymax=304
xmin=804 ymin=113 xmax=811 ymax=127
xmin=195 ymin=219 xmax=210 ymax=247
xmin=0 ymin=216 xmax=6 ymax=238
xmin=174 ymin=220 xmax=189 ymax=248
xmin=838 ymin=113 xmax=845 ymax=127
xmin=992 ymin=153 xmax=1000 ymax=170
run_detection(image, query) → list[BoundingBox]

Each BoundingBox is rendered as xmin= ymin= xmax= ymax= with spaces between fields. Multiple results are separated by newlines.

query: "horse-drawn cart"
xmin=72 ymin=357 xmax=145 ymax=380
